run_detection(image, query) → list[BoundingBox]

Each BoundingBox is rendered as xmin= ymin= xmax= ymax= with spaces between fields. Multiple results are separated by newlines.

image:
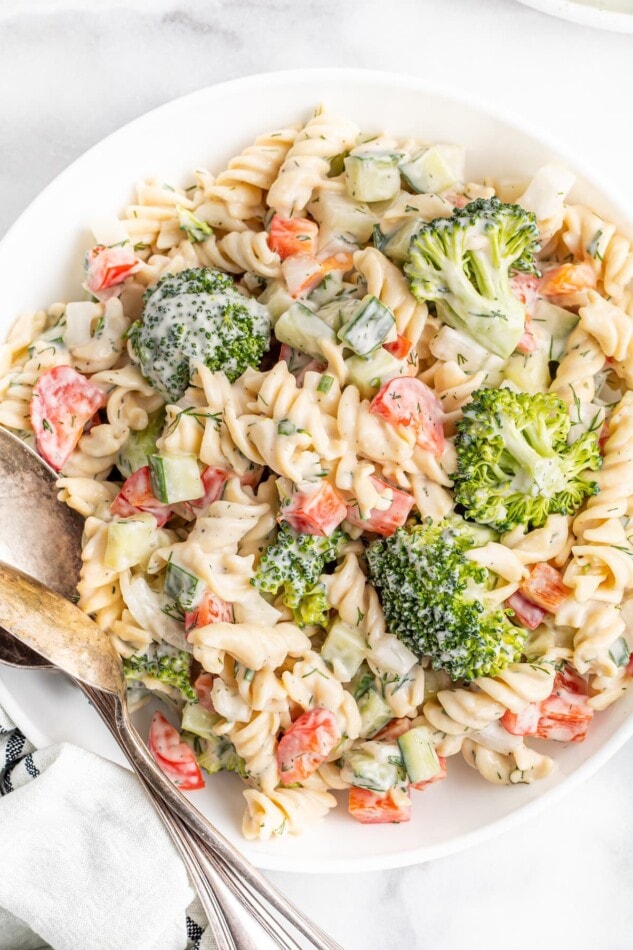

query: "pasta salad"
xmin=2 ymin=106 xmax=633 ymax=840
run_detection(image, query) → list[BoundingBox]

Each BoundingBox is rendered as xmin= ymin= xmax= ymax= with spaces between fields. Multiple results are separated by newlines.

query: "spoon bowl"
xmin=0 ymin=560 xmax=124 ymax=695
xmin=0 ymin=426 xmax=84 ymax=670
xmin=0 ymin=428 xmax=83 ymax=599
xmin=0 ymin=629 xmax=51 ymax=669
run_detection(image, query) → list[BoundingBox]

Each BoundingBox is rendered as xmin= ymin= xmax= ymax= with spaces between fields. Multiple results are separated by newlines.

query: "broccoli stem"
xmin=497 ymin=418 xmax=569 ymax=497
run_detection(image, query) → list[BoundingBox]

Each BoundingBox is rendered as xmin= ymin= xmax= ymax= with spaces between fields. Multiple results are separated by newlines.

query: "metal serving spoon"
xmin=0 ymin=428 xmax=341 ymax=950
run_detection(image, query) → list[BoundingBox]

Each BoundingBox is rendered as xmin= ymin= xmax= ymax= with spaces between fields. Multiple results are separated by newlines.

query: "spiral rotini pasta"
xmin=556 ymin=598 xmax=626 ymax=678
xmin=422 ymin=655 xmax=558 ymax=757
xmin=578 ymin=291 xmax=633 ymax=365
xmin=205 ymin=126 xmax=299 ymax=221
xmin=242 ymin=786 xmax=336 ymax=840
xmin=501 ymin=515 xmax=572 ymax=567
xmin=76 ymin=517 xmax=126 ymax=632
xmin=56 ymin=477 xmax=118 ymax=519
xmin=549 ymin=325 xmax=606 ymax=407
xmin=560 ymin=204 xmax=633 ymax=301
xmin=0 ymin=309 xmax=48 ymax=376
xmin=267 ymin=110 xmax=360 ymax=216
xmin=0 ymin=308 xmax=70 ymax=432
xmin=462 ymin=732 xmax=554 ymax=785
xmin=190 ymin=620 xmax=310 ymax=675
xmin=121 ymin=178 xmax=194 ymax=250
xmin=151 ymin=478 xmax=277 ymax=614
xmin=194 ymin=230 xmax=281 ymax=279
xmin=427 ymin=361 xmax=486 ymax=431
xmin=565 ymin=393 xmax=633 ymax=605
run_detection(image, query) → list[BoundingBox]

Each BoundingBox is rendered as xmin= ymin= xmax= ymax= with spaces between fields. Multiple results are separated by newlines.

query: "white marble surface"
xmin=2 ymin=1 xmax=633 ymax=948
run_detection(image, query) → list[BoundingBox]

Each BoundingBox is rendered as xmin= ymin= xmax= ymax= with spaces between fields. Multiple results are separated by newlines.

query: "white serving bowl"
xmin=518 ymin=0 xmax=633 ymax=33
xmin=1 ymin=68 xmax=632 ymax=873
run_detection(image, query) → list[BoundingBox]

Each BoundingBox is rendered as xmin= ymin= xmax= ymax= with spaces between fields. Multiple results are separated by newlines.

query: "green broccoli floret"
xmin=366 ymin=517 xmax=526 ymax=682
xmin=287 ymin=585 xmax=328 ymax=627
xmin=251 ymin=522 xmax=347 ymax=627
xmin=405 ymin=197 xmax=540 ymax=359
xmin=454 ymin=388 xmax=601 ymax=532
xmin=194 ymin=734 xmax=247 ymax=778
xmin=123 ymin=642 xmax=197 ymax=703
xmin=129 ymin=267 xmax=271 ymax=401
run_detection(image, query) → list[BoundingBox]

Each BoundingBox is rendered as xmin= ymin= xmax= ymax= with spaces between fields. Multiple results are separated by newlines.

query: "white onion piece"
xmin=120 ymin=572 xmax=191 ymax=652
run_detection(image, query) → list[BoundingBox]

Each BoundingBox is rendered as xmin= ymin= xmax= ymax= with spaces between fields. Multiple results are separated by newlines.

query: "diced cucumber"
xmin=400 ymin=144 xmax=465 ymax=194
xmin=503 ymin=348 xmax=551 ymax=395
xmin=397 ymin=727 xmax=441 ymax=784
xmin=148 ymin=453 xmax=203 ymax=504
xmin=181 ymin=703 xmax=221 ymax=740
xmin=531 ymin=299 xmax=579 ymax=362
xmin=274 ymin=302 xmax=337 ymax=360
xmin=117 ymin=408 xmax=167 ymax=478
xmin=321 ymin=620 xmax=366 ymax=682
xmin=357 ymin=686 xmax=393 ymax=738
xmin=345 ymin=348 xmax=405 ymax=398
xmin=422 ymin=669 xmax=451 ymax=702
xmin=258 ymin=279 xmax=298 ymax=322
xmin=164 ymin=560 xmax=204 ymax=610
xmin=104 ymin=515 xmax=157 ymax=571
xmin=338 ymin=295 xmax=396 ymax=357
xmin=316 ymin=295 xmax=359 ymax=331
xmin=308 ymin=190 xmax=377 ymax=245
xmin=308 ymin=271 xmax=346 ymax=308
xmin=340 ymin=741 xmax=406 ymax=792
xmin=344 ymin=152 xmax=403 ymax=203
xmin=609 ymin=635 xmax=631 ymax=668
xmin=377 ymin=219 xmax=422 ymax=264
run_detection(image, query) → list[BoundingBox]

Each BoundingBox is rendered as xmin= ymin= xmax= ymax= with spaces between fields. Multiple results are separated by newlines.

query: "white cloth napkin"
xmin=0 ymin=705 xmax=213 ymax=950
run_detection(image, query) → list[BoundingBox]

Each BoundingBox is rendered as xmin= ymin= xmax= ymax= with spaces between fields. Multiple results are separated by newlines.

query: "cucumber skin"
xmin=338 ymin=295 xmax=395 ymax=357
xmin=117 ymin=407 xmax=167 ymax=478
xmin=275 ymin=304 xmax=336 ymax=360
xmin=164 ymin=560 xmax=203 ymax=609
xmin=148 ymin=453 xmax=203 ymax=504
xmin=399 ymin=145 xmax=464 ymax=195
xmin=321 ymin=620 xmax=365 ymax=681
xmin=344 ymin=153 xmax=402 ymax=203
xmin=397 ymin=728 xmax=441 ymax=784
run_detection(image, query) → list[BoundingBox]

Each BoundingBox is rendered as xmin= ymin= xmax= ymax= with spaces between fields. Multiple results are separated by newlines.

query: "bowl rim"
xmin=2 ymin=66 xmax=633 ymax=872
xmin=517 ymin=0 xmax=633 ymax=34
